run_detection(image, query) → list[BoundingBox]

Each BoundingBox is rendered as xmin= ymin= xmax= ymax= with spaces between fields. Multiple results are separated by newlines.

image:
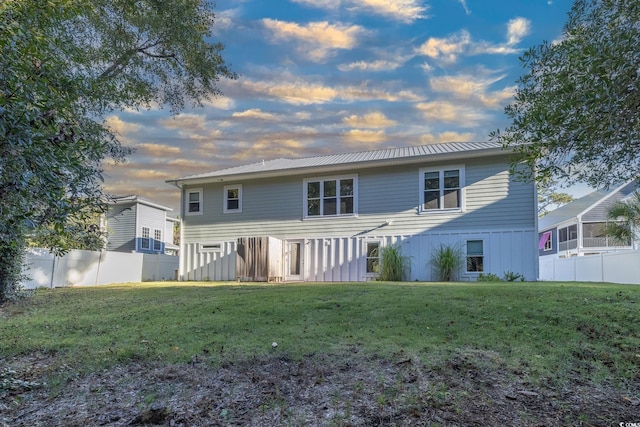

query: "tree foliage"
xmin=0 ymin=0 xmax=235 ymax=301
xmin=538 ymin=180 xmax=574 ymax=217
xmin=491 ymin=0 xmax=640 ymax=188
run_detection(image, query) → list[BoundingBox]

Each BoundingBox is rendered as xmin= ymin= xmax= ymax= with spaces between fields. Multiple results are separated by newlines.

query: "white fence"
xmin=539 ymin=250 xmax=640 ymax=285
xmin=21 ymin=248 xmax=179 ymax=289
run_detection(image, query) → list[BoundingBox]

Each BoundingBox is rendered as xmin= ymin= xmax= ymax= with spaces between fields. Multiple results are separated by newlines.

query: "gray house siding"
xmin=136 ymin=204 xmax=167 ymax=254
xmin=106 ymin=203 xmax=137 ymax=252
xmin=179 ymin=154 xmax=537 ymax=282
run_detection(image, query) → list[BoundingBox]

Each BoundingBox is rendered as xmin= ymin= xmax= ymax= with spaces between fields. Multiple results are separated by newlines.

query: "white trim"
xmin=465 ymin=238 xmax=484 ymax=273
xmin=363 ymin=239 xmax=381 ymax=277
xmin=303 ymin=174 xmax=358 ymax=219
xmin=153 ymin=228 xmax=162 ymax=251
xmin=223 ymin=184 xmax=243 ymax=214
xmin=141 ymin=226 xmax=151 ymax=250
xmin=185 ymin=188 xmax=203 ymax=216
xmin=418 ymin=165 xmax=465 ymax=214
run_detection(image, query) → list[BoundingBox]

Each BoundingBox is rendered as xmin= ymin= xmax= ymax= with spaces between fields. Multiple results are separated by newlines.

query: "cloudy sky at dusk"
xmin=102 ymin=0 xmax=577 ymax=213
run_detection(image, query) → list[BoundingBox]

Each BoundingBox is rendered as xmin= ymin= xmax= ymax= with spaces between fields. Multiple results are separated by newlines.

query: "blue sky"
xmin=103 ymin=0 xmax=579 ymax=212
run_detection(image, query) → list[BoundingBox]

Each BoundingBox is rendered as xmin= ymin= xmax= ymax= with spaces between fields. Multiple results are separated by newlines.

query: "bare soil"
xmin=1 ymin=350 xmax=638 ymax=426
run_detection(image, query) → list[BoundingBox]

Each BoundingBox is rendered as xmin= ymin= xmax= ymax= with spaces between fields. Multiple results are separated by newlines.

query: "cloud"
xmin=158 ymin=113 xmax=206 ymax=131
xmin=416 ymin=30 xmax=471 ymax=63
xmin=342 ymin=129 xmax=388 ymax=145
xmin=292 ymin=0 xmax=428 ymax=23
xmin=238 ymin=76 xmax=422 ymax=105
xmin=458 ymin=0 xmax=471 ymax=14
xmin=262 ymin=19 xmax=365 ymax=61
xmin=105 ymin=115 xmax=141 ymax=135
xmin=349 ymin=0 xmax=428 ymax=23
xmin=429 ymin=73 xmax=514 ymax=107
xmin=343 ymin=111 xmax=397 ymax=128
xmin=136 ymin=143 xmax=181 ymax=157
xmin=204 ymin=96 xmax=235 ymax=110
xmin=232 ymin=139 xmax=305 ymax=161
xmin=420 ymin=131 xmax=476 ymax=144
xmin=416 ymin=101 xmax=489 ymax=127
xmin=232 ymin=108 xmax=279 ymax=120
xmin=338 ymin=59 xmax=404 ymax=72
xmin=506 ymin=17 xmax=531 ymax=45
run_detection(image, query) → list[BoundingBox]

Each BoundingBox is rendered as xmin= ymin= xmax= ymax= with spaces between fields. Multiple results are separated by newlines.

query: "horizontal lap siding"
xmin=106 ymin=204 xmax=136 ymax=252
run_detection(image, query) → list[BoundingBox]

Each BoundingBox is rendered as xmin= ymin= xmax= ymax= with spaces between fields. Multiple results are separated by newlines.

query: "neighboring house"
xmin=167 ymin=142 xmax=538 ymax=282
xmin=538 ymin=181 xmax=639 ymax=258
xmin=106 ymin=195 xmax=178 ymax=255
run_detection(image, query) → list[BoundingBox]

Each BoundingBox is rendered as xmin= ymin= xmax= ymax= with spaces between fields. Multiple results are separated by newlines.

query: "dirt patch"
xmin=1 ymin=351 xmax=638 ymax=426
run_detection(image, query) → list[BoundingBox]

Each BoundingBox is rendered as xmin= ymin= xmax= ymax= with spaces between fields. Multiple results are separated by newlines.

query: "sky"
xmin=102 ymin=0 xmax=582 ymax=213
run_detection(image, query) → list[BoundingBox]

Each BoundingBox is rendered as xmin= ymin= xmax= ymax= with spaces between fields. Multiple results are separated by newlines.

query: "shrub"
xmin=377 ymin=245 xmax=410 ymax=281
xmin=477 ymin=273 xmax=502 ymax=282
xmin=431 ymin=244 xmax=463 ymax=281
xmin=503 ymin=271 xmax=525 ymax=282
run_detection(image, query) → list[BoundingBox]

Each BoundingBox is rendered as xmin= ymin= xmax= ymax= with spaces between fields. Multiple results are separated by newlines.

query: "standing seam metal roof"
xmin=172 ymin=141 xmax=504 ymax=182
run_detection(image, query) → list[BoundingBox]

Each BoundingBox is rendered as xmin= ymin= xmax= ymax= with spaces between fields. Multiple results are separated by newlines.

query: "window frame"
xmin=418 ymin=165 xmax=465 ymax=213
xmin=141 ymin=226 xmax=151 ymax=250
xmin=543 ymin=231 xmax=553 ymax=252
xmin=153 ymin=229 xmax=162 ymax=251
xmin=200 ymin=242 xmax=223 ymax=253
xmin=185 ymin=188 xmax=203 ymax=216
xmin=466 ymin=239 xmax=484 ymax=273
xmin=223 ymin=184 xmax=243 ymax=214
xmin=303 ymin=175 xmax=358 ymax=219
xmin=364 ymin=240 xmax=381 ymax=276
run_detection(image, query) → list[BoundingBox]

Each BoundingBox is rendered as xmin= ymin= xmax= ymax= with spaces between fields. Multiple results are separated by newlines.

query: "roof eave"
xmin=167 ymin=146 xmax=509 ymax=187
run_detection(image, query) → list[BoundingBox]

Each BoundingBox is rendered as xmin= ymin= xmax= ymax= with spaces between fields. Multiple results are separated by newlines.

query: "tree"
xmin=491 ymin=0 xmax=640 ymax=188
xmin=605 ymin=191 xmax=640 ymax=246
xmin=0 ymin=0 xmax=236 ymax=301
xmin=537 ymin=180 xmax=574 ymax=217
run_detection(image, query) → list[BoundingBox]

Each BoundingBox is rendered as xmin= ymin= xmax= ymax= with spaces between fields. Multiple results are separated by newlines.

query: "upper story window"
xmin=153 ymin=229 xmax=162 ymax=251
xmin=223 ymin=184 xmax=242 ymax=214
xmin=141 ymin=226 xmax=150 ymax=250
xmin=304 ymin=176 xmax=357 ymax=218
xmin=185 ymin=188 xmax=203 ymax=216
xmin=419 ymin=166 xmax=464 ymax=212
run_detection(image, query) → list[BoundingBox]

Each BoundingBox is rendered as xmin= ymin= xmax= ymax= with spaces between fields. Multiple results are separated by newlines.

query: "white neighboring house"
xmin=167 ymin=142 xmax=538 ymax=282
xmin=106 ymin=195 xmax=179 ymax=255
xmin=538 ymin=181 xmax=639 ymax=259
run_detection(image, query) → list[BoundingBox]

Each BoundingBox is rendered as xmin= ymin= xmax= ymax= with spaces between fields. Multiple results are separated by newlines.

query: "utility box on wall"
xmin=236 ymin=236 xmax=283 ymax=282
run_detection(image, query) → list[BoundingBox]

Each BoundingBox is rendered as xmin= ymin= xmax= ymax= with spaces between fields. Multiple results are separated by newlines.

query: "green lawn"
xmin=2 ymin=281 xmax=639 ymax=386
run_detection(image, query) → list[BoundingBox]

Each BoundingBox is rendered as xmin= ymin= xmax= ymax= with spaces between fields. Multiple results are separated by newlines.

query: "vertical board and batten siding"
xmin=106 ymin=203 xmax=137 ymax=252
xmin=180 ymin=155 xmax=537 ymax=282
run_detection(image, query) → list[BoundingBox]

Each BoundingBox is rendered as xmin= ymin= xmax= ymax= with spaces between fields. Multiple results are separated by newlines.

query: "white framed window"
xmin=365 ymin=241 xmax=380 ymax=274
xmin=304 ymin=175 xmax=357 ymax=218
xmin=141 ymin=226 xmax=150 ymax=250
xmin=185 ymin=188 xmax=203 ymax=216
xmin=153 ymin=229 xmax=162 ymax=251
xmin=223 ymin=184 xmax=242 ymax=214
xmin=200 ymin=242 xmax=223 ymax=253
xmin=466 ymin=240 xmax=484 ymax=272
xmin=419 ymin=166 xmax=464 ymax=213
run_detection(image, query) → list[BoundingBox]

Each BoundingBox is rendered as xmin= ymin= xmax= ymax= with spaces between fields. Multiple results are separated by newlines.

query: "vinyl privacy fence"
xmin=21 ymin=248 xmax=179 ymax=289
xmin=539 ymin=250 xmax=640 ymax=285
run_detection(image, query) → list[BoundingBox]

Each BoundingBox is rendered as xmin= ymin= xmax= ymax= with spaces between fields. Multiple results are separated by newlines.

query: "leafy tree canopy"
xmin=492 ymin=0 xmax=640 ymax=188
xmin=0 ymin=0 xmax=235 ymax=301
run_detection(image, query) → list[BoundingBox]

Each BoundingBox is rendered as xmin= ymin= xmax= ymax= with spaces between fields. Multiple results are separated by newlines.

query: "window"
xmin=558 ymin=224 xmax=578 ymax=250
xmin=223 ymin=184 xmax=242 ymax=213
xmin=419 ymin=166 xmax=464 ymax=212
xmin=538 ymin=231 xmax=552 ymax=251
xmin=153 ymin=229 xmax=162 ymax=251
xmin=365 ymin=241 xmax=380 ymax=274
xmin=304 ymin=176 xmax=356 ymax=218
xmin=466 ymin=240 xmax=483 ymax=272
xmin=544 ymin=234 xmax=552 ymax=251
xmin=141 ymin=227 xmax=150 ymax=250
xmin=185 ymin=188 xmax=203 ymax=215
xmin=200 ymin=243 xmax=223 ymax=252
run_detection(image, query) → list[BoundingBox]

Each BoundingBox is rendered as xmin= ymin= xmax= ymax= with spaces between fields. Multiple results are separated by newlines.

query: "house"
xmin=167 ymin=142 xmax=538 ymax=282
xmin=106 ymin=195 xmax=179 ymax=255
xmin=538 ymin=181 xmax=639 ymax=258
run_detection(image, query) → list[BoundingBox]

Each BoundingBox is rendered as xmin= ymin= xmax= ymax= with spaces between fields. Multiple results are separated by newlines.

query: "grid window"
xmin=305 ymin=176 xmax=356 ymax=218
xmin=141 ymin=227 xmax=150 ymax=250
xmin=153 ymin=229 xmax=162 ymax=251
xmin=466 ymin=240 xmax=483 ymax=272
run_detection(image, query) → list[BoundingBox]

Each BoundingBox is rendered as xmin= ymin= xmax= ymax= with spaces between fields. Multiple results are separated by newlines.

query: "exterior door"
xmin=285 ymin=240 xmax=304 ymax=281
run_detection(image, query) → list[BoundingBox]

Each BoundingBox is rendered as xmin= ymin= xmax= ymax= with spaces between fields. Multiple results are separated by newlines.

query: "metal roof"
xmin=109 ymin=195 xmax=173 ymax=212
xmin=168 ymin=141 xmax=506 ymax=185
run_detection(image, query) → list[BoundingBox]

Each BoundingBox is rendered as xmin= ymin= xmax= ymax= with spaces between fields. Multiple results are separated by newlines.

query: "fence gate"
xmin=236 ymin=237 xmax=283 ymax=281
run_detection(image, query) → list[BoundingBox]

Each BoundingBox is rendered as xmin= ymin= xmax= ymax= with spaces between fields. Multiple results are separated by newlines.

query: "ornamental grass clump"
xmin=431 ymin=244 xmax=463 ymax=282
xmin=377 ymin=245 xmax=410 ymax=281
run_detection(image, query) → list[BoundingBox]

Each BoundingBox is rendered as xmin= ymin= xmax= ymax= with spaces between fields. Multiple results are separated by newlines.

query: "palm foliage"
xmin=605 ymin=190 xmax=640 ymax=245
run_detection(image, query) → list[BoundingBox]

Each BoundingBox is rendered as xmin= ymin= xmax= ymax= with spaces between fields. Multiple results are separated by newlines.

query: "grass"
xmin=1 ymin=281 xmax=639 ymax=387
